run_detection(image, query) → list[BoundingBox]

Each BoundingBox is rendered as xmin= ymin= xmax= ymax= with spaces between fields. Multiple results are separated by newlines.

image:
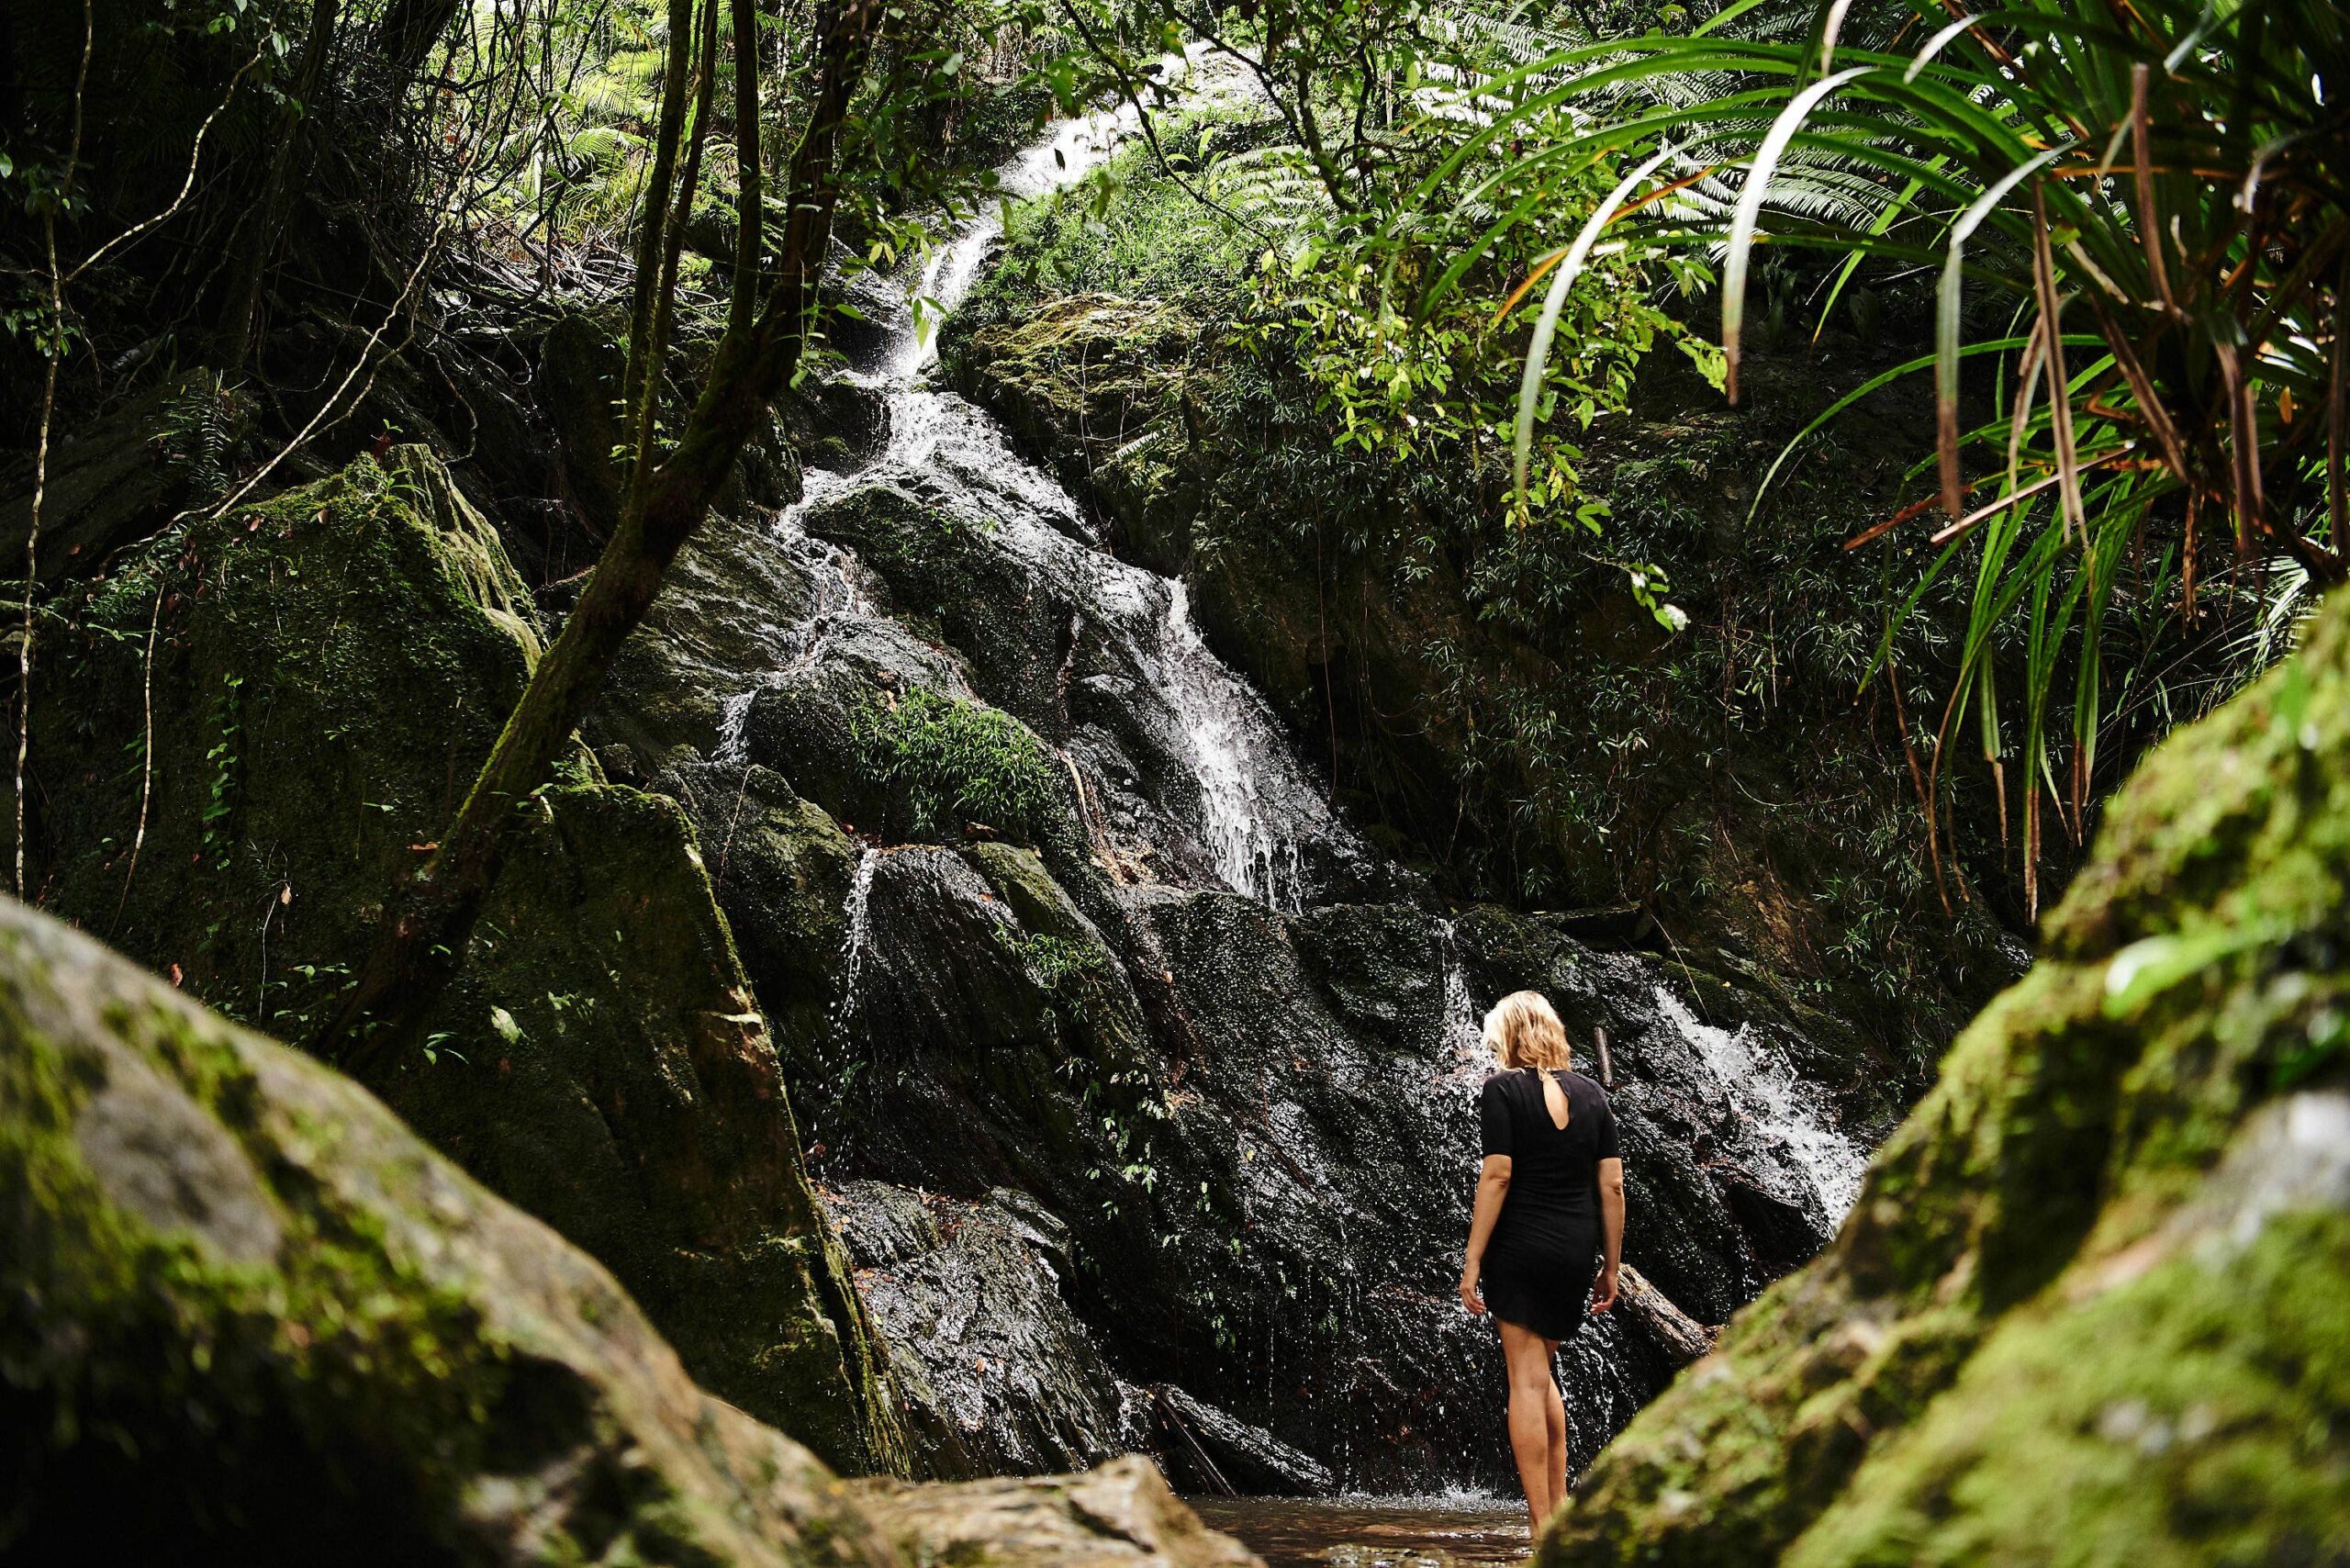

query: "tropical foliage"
xmin=1046 ymin=0 xmax=2344 ymax=910
xmin=1408 ymin=0 xmax=2344 ymax=907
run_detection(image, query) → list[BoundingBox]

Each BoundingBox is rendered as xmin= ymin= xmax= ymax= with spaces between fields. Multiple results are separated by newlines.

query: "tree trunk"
xmin=621 ymin=0 xmax=699 ymax=479
xmin=730 ymin=0 xmax=763 ymax=335
xmin=319 ymin=0 xmax=885 ymax=1067
xmin=372 ymin=0 xmax=464 ymax=89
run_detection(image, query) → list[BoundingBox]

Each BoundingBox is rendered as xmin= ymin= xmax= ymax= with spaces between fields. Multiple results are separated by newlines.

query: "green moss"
xmin=851 ymin=688 xmax=1061 ymax=846
xmin=5 ymin=958 xmax=514 ymax=1549
xmin=1541 ymin=588 xmax=2350 ymax=1564
xmin=0 ymin=901 xmax=898 ymax=1562
xmin=19 ymin=445 xmax=913 ymax=1479
xmin=1790 ymin=1210 xmax=2350 ymax=1567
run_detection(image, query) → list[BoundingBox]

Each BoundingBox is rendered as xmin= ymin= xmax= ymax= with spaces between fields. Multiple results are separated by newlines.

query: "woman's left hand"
xmin=1458 ymin=1263 xmax=1485 ymax=1315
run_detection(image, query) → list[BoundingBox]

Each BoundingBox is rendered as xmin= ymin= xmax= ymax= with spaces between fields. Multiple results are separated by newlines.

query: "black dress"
xmin=1477 ymin=1068 xmax=1621 ymax=1340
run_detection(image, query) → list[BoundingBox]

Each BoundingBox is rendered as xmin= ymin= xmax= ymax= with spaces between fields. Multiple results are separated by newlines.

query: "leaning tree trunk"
xmin=319 ymin=0 xmax=884 ymax=1066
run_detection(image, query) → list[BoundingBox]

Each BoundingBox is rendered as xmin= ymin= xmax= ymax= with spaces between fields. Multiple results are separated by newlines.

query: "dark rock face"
xmin=15 ymin=447 xmax=906 ymax=1474
xmin=832 ymin=1182 xmax=1134 ymax=1478
xmin=1542 ymin=592 xmax=2350 ymax=1564
xmin=0 ymin=370 xmax=252 ymax=588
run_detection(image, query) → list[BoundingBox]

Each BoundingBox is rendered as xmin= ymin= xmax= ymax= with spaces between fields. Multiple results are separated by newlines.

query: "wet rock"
xmin=0 ymin=895 xmax=901 ymax=1566
xmin=831 ymin=1182 xmax=1131 ymax=1478
xmin=660 ymin=760 xmax=861 ymax=1053
xmin=787 ymin=374 xmax=894 ymax=469
xmin=17 ymin=447 xmax=906 ymax=1473
xmin=801 ymin=845 xmax=1152 ymax=1207
xmin=802 ymin=479 xmax=1074 ymax=727
xmin=1147 ymin=1386 xmax=1336 ymax=1496
xmin=854 ymin=1457 xmax=1260 ymax=1568
xmin=790 ymin=421 xmax=1379 ymax=909
xmin=597 ymin=494 xmax=843 ymax=772
xmin=941 ymin=294 xmax=1204 ymax=575
xmin=1546 ymin=590 xmax=2350 ymax=1565
xmin=828 ymin=248 xmax=916 ymax=368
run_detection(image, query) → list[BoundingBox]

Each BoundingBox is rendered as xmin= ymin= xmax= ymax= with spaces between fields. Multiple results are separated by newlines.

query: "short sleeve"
xmin=1478 ymin=1075 xmax=1514 ymax=1159
xmin=1592 ymin=1084 xmax=1621 ymax=1161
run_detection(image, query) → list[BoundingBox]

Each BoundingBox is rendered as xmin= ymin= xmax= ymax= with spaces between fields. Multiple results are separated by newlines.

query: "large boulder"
xmin=17 ymin=447 xmax=905 ymax=1473
xmin=0 ymin=894 xmax=900 ymax=1566
xmin=0 ymin=894 xmax=1266 ymax=1568
xmin=1543 ymin=590 xmax=2350 ymax=1563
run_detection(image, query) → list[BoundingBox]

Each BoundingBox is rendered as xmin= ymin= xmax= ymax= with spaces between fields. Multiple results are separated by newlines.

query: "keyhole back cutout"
xmin=1539 ymin=1070 xmax=1572 ymax=1132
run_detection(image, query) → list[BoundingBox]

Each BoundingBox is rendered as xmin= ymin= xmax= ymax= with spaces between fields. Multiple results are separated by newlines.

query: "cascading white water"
xmin=834 ymin=846 xmax=883 ymax=1016
xmin=1652 ymin=985 xmax=1866 ymax=1219
xmin=893 ymin=109 xmax=1143 ymax=377
xmin=791 ymin=60 xmax=1350 ymax=915
xmin=1434 ymin=921 xmax=1488 ymax=1081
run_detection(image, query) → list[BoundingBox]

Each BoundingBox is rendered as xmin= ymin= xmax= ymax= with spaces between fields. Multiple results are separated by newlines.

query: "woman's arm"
xmin=1592 ymin=1156 xmax=1626 ymax=1311
xmin=1459 ymin=1154 xmax=1512 ymax=1313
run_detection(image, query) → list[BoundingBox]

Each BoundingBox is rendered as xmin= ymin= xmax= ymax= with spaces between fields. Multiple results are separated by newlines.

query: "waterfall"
xmin=1653 ymin=985 xmax=1866 ymax=1220
xmin=1436 ymin=920 xmax=1488 ymax=1081
xmin=803 ymin=846 xmax=885 ymax=1171
xmin=710 ymin=75 xmax=1868 ymax=1496
xmin=756 ymin=65 xmax=1355 ymax=914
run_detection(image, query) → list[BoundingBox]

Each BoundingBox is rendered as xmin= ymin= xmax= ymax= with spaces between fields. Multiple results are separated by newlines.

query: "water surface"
xmin=1190 ymin=1496 xmax=1529 ymax=1568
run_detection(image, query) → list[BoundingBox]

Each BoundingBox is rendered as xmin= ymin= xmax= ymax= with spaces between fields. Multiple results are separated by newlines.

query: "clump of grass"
xmin=851 ymin=688 xmax=1059 ymax=842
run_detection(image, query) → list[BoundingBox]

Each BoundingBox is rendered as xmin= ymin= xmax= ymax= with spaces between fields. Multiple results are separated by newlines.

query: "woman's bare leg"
xmin=1499 ymin=1320 xmax=1566 ymax=1530
xmin=1544 ymin=1356 xmax=1568 ymax=1511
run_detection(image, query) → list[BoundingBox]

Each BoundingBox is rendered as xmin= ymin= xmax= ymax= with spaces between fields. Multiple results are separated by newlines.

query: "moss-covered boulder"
xmin=18 ymin=447 xmax=906 ymax=1473
xmin=1543 ymin=589 xmax=2350 ymax=1563
xmin=0 ymin=893 xmax=901 ymax=1565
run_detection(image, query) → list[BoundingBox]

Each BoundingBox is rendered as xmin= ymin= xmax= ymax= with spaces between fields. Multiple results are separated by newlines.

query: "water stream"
xmin=721 ymin=80 xmax=1874 ymax=1495
xmin=1653 ymin=986 xmax=1866 ymax=1219
xmin=776 ymin=64 xmax=1356 ymax=913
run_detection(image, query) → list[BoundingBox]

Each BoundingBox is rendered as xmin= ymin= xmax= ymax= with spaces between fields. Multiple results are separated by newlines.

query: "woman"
xmin=1458 ymin=990 xmax=1626 ymax=1530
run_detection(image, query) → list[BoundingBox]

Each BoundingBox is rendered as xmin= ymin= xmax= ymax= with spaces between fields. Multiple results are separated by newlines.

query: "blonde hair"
xmin=1483 ymin=990 xmax=1572 ymax=1072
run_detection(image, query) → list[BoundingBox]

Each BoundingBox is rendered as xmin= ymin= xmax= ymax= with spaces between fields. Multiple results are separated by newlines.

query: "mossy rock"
xmin=943 ymin=295 xmax=1204 ymax=577
xmin=1543 ymin=588 xmax=2350 ymax=1563
xmin=0 ymin=893 xmax=902 ymax=1566
xmin=19 ymin=446 xmax=908 ymax=1475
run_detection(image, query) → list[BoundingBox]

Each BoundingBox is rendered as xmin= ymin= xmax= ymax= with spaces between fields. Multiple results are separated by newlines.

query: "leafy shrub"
xmin=851 ymin=687 xmax=1060 ymax=842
